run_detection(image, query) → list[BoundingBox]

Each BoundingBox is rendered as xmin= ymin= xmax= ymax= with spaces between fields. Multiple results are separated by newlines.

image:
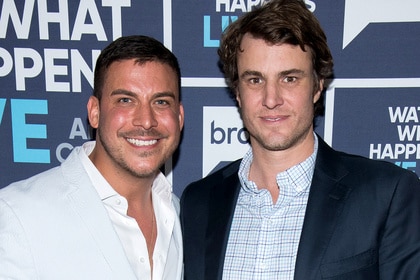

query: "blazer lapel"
xmin=294 ymin=138 xmax=352 ymax=279
xmin=205 ymin=162 xmax=241 ymax=280
xmin=61 ymin=149 xmax=136 ymax=279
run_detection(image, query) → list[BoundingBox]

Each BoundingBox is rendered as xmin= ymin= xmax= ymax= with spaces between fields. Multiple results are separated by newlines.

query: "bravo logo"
xmin=202 ymin=106 xmax=250 ymax=176
xmin=343 ymin=0 xmax=420 ymax=48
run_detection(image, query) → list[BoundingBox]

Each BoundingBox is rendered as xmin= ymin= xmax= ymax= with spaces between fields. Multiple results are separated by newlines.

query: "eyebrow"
xmin=240 ymin=68 xmax=306 ymax=79
xmin=280 ymin=68 xmax=306 ymax=76
xmin=154 ymin=91 xmax=177 ymax=99
xmin=110 ymin=89 xmax=177 ymax=99
xmin=110 ymin=89 xmax=136 ymax=97
xmin=240 ymin=70 xmax=262 ymax=79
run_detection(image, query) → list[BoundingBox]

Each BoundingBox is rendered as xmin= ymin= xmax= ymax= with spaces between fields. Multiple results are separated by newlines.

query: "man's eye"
xmin=249 ymin=77 xmax=262 ymax=84
xmin=156 ymin=100 xmax=169 ymax=105
xmin=119 ymin=97 xmax=131 ymax=103
xmin=283 ymin=76 xmax=297 ymax=83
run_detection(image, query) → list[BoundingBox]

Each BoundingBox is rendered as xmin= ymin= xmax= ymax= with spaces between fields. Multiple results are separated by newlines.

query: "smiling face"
xmin=88 ymin=59 xmax=184 ymax=181
xmin=236 ymin=34 xmax=323 ymax=159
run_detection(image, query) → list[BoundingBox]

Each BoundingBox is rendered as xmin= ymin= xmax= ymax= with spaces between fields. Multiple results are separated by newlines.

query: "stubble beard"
xmin=97 ymin=128 xmax=171 ymax=179
xmin=250 ymin=119 xmax=313 ymax=152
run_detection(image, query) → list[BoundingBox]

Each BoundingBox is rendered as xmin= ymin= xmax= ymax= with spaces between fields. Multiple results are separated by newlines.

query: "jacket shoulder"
xmin=0 ymin=166 xmax=63 ymax=200
xmin=182 ymin=159 xmax=241 ymax=198
xmin=336 ymin=149 xmax=416 ymax=178
xmin=317 ymin=137 xmax=417 ymax=181
xmin=0 ymin=148 xmax=83 ymax=203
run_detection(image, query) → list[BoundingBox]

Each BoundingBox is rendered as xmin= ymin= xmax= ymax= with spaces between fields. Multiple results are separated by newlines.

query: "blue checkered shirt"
xmin=222 ymin=137 xmax=318 ymax=280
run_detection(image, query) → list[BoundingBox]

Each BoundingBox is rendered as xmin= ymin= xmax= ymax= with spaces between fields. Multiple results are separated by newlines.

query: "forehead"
xmin=238 ymin=34 xmax=313 ymax=71
xmin=103 ymin=59 xmax=179 ymax=95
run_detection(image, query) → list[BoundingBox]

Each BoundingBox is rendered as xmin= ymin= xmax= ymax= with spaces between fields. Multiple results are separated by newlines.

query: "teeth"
xmin=127 ymin=138 xmax=157 ymax=146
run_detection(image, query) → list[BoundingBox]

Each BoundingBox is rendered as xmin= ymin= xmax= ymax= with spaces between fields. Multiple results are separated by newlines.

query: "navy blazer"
xmin=180 ymin=136 xmax=420 ymax=279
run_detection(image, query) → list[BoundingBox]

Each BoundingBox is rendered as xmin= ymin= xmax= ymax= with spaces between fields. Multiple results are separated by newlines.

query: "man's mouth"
xmin=264 ymin=117 xmax=282 ymax=121
xmin=126 ymin=138 xmax=158 ymax=147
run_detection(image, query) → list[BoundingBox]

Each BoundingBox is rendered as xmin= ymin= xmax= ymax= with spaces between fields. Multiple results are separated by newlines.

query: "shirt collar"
xmin=78 ymin=141 xmax=173 ymax=207
xmin=238 ymin=133 xmax=319 ymax=195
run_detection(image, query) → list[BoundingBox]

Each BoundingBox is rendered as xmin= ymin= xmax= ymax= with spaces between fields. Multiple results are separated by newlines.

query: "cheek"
xmin=160 ymin=112 xmax=182 ymax=130
xmin=99 ymin=109 xmax=128 ymax=129
xmin=236 ymin=90 xmax=257 ymax=109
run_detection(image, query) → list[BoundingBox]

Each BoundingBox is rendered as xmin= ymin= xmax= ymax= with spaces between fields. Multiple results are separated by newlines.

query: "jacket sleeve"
xmin=0 ymin=198 xmax=38 ymax=279
xmin=379 ymin=170 xmax=420 ymax=279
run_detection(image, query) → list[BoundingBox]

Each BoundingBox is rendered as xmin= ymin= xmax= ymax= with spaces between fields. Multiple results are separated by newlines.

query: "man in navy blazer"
xmin=181 ymin=0 xmax=420 ymax=279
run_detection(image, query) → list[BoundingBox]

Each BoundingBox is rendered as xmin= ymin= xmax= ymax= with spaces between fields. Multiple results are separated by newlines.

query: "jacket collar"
xmin=205 ymin=160 xmax=242 ymax=279
xmin=203 ymin=136 xmax=352 ymax=280
xmin=294 ymin=136 xmax=352 ymax=279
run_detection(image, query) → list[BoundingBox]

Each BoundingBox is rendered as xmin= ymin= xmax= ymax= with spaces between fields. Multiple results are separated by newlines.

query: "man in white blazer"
xmin=0 ymin=35 xmax=184 ymax=280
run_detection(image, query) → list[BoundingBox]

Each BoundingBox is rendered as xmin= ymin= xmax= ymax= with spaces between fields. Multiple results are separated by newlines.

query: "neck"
xmin=249 ymin=133 xmax=315 ymax=203
xmin=251 ymin=132 xmax=315 ymax=173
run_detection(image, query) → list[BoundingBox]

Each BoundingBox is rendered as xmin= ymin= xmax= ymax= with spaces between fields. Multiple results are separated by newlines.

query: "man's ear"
xmin=313 ymin=79 xmax=324 ymax=103
xmin=235 ymin=89 xmax=242 ymax=107
xmin=179 ymin=102 xmax=185 ymax=130
xmin=87 ymin=96 xmax=100 ymax=129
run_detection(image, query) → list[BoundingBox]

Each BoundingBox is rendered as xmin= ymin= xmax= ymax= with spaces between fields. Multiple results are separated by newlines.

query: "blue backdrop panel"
xmin=0 ymin=0 xmax=419 ymax=196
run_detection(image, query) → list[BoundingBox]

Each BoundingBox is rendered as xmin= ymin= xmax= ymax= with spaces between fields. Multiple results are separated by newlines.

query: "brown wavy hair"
xmin=218 ymin=0 xmax=333 ymax=116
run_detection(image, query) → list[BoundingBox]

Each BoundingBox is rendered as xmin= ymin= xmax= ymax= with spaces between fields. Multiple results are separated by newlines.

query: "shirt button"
xmin=140 ymin=257 xmax=146 ymax=263
xmin=115 ymin=199 xmax=121 ymax=205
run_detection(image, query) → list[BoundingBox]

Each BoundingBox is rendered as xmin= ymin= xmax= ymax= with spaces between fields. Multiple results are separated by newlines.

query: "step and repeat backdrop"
xmin=0 ymin=0 xmax=419 ymax=196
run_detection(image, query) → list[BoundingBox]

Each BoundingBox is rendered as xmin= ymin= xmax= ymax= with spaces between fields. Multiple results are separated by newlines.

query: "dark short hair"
xmin=218 ymin=0 xmax=333 ymax=116
xmin=93 ymin=35 xmax=181 ymax=100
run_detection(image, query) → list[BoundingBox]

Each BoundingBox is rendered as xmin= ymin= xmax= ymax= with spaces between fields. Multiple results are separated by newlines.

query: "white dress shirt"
xmin=79 ymin=141 xmax=183 ymax=280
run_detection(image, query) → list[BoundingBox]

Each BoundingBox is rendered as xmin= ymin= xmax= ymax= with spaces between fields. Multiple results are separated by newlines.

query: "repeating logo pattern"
xmin=0 ymin=0 xmax=419 ymax=195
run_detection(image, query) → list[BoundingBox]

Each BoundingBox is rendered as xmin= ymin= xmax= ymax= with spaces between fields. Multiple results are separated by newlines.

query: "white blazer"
xmin=0 ymin=147 xmax=181 ymax=279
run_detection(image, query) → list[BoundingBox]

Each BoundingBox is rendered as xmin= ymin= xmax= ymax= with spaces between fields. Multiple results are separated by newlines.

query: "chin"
xmin=123 ymin=163 xmax=159 ymax=179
